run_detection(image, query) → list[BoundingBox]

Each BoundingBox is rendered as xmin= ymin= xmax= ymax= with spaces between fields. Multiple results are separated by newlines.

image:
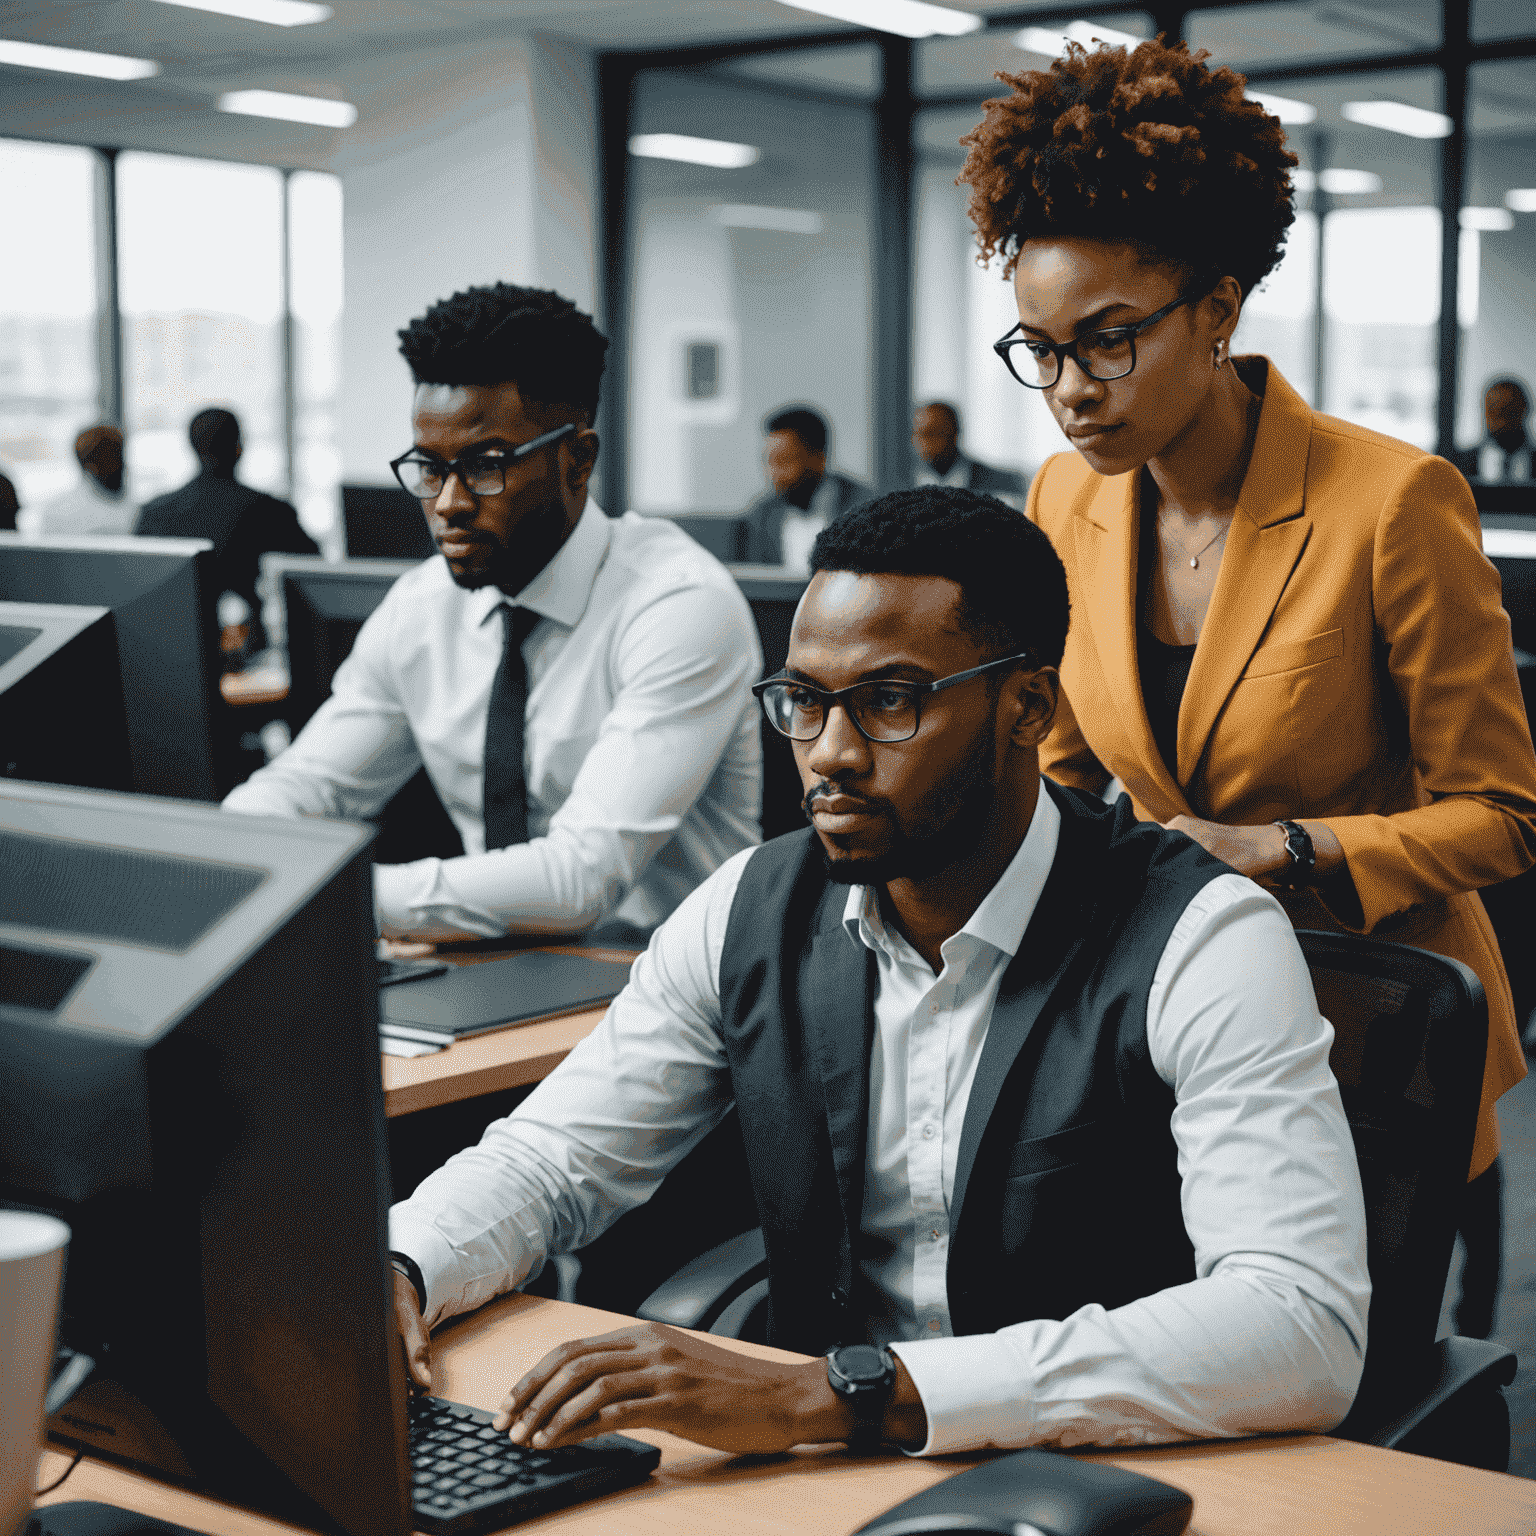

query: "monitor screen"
xmin=0 ymin=534 xmax=223 ymax=800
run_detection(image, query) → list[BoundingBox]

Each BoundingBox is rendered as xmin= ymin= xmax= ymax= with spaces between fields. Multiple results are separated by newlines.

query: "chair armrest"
xmin=1335 ymin=1335 xmax=1517 ymax=1449
xmin=637 ymin=1227 xmax=768 ymax=1331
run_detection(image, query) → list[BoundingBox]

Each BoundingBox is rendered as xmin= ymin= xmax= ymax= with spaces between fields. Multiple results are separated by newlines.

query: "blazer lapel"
xmin=1076 ymin=472 xmax=1189 ymax=813
xmin=800 ymin=894 xmax=877 ymax=1259
xmin=950 ymin=787 xmax=1090 ymax=1230
xmin=1176 ymin=366 xmax=1314 ymax=787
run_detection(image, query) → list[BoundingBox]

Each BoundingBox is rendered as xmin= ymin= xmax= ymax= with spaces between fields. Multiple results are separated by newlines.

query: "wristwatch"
xmin=389 ymin=1250 xmax=427 ymax=1313
xmin=1272 ymin=820 xmax=1316 ymax=888
xmin=826 ymin=1344 xmax=897 ymax=1453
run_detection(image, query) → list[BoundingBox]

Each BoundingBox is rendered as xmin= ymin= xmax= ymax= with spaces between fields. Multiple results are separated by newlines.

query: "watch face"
xmin=834 ymin=1345 xmax=890 ymax=1384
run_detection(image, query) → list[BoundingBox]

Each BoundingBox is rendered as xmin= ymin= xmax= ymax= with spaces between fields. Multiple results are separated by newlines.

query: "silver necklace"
xmin=1160 ymin=513 xmax=1230 ymax=570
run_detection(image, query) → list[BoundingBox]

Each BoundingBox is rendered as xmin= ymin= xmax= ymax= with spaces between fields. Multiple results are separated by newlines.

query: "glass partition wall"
xmin=604 ymin=1 xmax=1536 ymax=514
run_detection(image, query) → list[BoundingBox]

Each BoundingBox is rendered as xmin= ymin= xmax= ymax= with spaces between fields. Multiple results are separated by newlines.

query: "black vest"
xmin=717 ymin=780 xmax=1234 ymax=1354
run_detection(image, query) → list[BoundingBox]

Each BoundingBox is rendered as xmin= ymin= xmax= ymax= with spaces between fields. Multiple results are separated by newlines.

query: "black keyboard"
xmin=407 ymin=1394 xmax=661 ymax=1533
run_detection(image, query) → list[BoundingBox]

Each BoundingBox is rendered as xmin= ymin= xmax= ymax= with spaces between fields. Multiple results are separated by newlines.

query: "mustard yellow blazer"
xmin=1029 ymin=360 xmax=1536 ymax=1177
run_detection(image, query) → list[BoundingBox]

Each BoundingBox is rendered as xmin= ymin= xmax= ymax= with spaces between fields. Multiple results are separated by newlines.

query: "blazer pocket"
xmin=1005 ymin=1118 xmax=1106 ymax=1179
xmin=1242 ymin=627 xmax=1344 ymax=680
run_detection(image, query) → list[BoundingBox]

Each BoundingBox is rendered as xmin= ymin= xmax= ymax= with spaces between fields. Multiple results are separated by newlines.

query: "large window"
xmin=0 ymin=139 xmax=100 ymax=509
xmin=289 ymin=170 xmax=345 ymax=545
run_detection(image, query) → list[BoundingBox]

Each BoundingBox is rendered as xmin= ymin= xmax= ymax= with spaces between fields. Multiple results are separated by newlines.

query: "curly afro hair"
xmin=809 ymin=486 xmax=1070 ymax=668
xmin=958 ymin=37 xmax=1298 ymax=298
xmin=397 ymin=282 xmax=609 ymax=422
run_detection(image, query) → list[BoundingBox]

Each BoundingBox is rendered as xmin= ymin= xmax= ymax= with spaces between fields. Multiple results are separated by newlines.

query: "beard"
xmin=442 ymin=488 xmax=570 ymax=594
xmin=812 ymin=721 xmax=999 ymax=888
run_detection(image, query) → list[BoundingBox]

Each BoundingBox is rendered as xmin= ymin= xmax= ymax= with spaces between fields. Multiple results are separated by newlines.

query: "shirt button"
xmin=922 ymin=1124 xmax=935 ymax=1140
xmin=927 ymin=1319 xmax=942 ymax=1332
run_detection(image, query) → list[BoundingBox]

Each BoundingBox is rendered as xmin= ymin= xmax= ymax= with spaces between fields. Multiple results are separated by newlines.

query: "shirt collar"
xmin=841 ymin=778 xmax=1062 ymax=964
xmin=469 ymin=497 xmax=611 ymax=630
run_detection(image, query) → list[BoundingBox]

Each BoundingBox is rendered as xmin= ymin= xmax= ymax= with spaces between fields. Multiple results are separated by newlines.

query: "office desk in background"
xmin=37 ymin=1294 xmax=1536 ymax=1536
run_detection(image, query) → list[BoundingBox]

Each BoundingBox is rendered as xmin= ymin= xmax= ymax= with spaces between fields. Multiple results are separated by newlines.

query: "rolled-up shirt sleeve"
xmin=387 ymin=850 xmax=748 ymax=1324
xmin=890 ymin=877 xmax=1371 ymax=1455
xmin=372 ymin=580 xmax=761 ymax=939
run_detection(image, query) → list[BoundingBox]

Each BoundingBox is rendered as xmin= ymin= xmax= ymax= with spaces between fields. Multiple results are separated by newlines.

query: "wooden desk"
xmin=380 ymin=948 xmax=638 ymax=1119
xmin=36 ymin=1294 xmax=1536 ymax=1536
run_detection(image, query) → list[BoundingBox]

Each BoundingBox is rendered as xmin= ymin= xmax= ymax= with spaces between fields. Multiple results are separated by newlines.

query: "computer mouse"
xmin=852 ymin=1448 xmax=1193 ymax=1536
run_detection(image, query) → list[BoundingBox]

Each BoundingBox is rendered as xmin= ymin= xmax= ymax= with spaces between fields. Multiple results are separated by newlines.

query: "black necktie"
xmin=483 ymin=605 xmax=542 ymax=850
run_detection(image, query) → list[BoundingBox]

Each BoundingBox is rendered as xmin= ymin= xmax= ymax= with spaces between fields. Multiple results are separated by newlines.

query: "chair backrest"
xmin=1297 ymin=931 xmax=1486 ymax=1364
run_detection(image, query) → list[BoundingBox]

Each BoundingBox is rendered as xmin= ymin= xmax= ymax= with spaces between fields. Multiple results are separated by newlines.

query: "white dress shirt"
xmin=390 ymin=784 xmax=1370 ymax=1454
xmin=19 ymin=476 xmax=138 ymax=538
xmin=915 ymin=454 xmax=973 ymax=490
xmin=1479 ymin=440 xmax=1533 ymax=483
xmin=224 ymin=500 xmax=763 ymax=937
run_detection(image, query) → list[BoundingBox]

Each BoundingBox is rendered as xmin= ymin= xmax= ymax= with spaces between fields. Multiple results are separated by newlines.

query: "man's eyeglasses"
xmin=753 ymin=652 xmax=1036 ymax=745
xmin=389 ymin=423 xmax=577 ymax=500
xmin=993 ymin=290 xmax=1204 ymax=391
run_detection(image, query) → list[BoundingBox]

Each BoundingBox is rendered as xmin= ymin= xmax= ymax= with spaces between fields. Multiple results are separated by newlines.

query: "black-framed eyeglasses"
xmin=753 ymin=652 xmax=1036 ymax=744
xmin=389 ymin=422 xmax=577 ymax=500
xmin=993 ymin=290 xmax=1204 ymax=391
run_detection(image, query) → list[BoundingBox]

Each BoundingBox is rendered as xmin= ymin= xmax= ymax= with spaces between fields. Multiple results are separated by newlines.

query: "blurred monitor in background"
xmin=18 ymin=426 xmax=138 ymax=539
xmin=1450 ymin=379 xmax=1532 ymax=485
xmin=741 ymin=404 xmax=872 ymax=574
xmin=136 ymin=407 xmax=318 ymax=651
xmin=912 ymin=401 xmax=1027 ymax=504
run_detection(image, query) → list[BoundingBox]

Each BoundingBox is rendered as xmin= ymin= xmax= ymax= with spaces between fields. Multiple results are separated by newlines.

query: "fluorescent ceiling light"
xmin=776 ymin=0 xmax=981 ymax=38
xmin=711 ymin=204 xmax=824 ymax=234
xmin=1460 ymin=205 xmax=1514 ymax=231
xmin=1246 ymin=90 xmax=1316 ymax=126
xmin=1340 ymin=100 xmax=1452 ymax=139
xmin=629 ymin=133 xmax=760 ymax=168
xmin=1293 ymin=168 xmax=1382 ymax=194
xmin=0 ymin=37 xmax=159 ymax=80
xmin=153 ymin=0 xmax=331 ymax=23
xmin=218 ymin=89 xmax=356 ymax=127
xmin=1505 ymin=188 xmax=1536 ymax=213
xmin=1016 ymin=20 xmax=1143 ymax=55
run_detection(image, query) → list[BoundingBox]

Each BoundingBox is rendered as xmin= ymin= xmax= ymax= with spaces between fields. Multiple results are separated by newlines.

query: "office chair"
xmin=638 ymin=930 xmax=1517 ymax=1471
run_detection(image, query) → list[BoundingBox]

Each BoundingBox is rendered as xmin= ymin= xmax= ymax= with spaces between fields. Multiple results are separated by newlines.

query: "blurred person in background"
xmin=136 ymin=407 xmax=317 ymax=652
xmin=962 ymin=36 xmax=1536 ymax=1339
xmin=0 ymin=470 xmax=17 ymax=532
xmin=1450 ymin=379 xmax=1531 ymax=484
xmin=742 ymin=405 xmax=871 ymax=573
xmin=20 ymin=425 xmax=137 ymax=538
xmin=912 ymin=400 xmax=1026 ymax=501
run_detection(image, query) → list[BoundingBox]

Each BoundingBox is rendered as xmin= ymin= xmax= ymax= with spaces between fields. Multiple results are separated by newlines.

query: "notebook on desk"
xmin=378 ymin=951 xmax=634 ymax=1041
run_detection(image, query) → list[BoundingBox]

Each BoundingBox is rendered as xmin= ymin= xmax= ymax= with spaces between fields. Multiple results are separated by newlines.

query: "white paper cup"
xmin=0 ymin=1212 xmax=71 ymax=1536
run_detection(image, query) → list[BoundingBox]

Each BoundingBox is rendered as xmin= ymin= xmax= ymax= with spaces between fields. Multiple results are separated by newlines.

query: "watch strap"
xmin=827 ymin=1346 xmax=896 ymax=1452
xmin=1272 ymin=819 xmax=1316 ymax=888
xmin=389 ymin=1250 xmax=427 ymax=1314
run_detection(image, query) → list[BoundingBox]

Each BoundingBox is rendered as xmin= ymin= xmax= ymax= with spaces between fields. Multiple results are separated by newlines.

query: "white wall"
xmin=329 ymin=34 xmax=597 ymax=486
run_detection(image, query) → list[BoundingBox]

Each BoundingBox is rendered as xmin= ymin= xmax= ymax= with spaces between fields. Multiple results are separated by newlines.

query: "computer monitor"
xmin=265 ymin=555 xmax=462 ymax=864
xmin=728 ymin=566 xmax=808 ymax=841
xmin=0 ymin=602 xmax=133 ymax=792
xmin=0 ymin=533 xmax=223 ymax=801
xmin=342 ymin=485 xmax=435 ymax=561
xmin=0 ymin=781 xmax=410 ymax=1536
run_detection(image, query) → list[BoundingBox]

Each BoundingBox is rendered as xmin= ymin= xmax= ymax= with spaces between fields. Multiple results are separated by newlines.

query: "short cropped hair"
xmin=809 ymin=487 xmax=1070 ymax=668
xmin=190 ymin=408 xmax=240 ymax=468
xmin=918 ymin=401 xmax=961 ymax=433
xmin=74 ymin=424 xmax=123 ymax=467
xmin=1487 ymin=378 xmax=1530 ymax=410
xmin=765 ymin=406 xmax=829 ymax=454
xmin=397 ymin=283 xmax=609 ymax=423
xmin=958 ymin=37 xmax=1297 ymax=299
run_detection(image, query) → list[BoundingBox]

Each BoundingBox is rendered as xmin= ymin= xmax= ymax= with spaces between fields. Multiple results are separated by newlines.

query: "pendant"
xmin=1190 ymin=557 xmax=1199 ymax=569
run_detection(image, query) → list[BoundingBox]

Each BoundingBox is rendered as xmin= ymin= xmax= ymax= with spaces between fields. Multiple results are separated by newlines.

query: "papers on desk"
xmin=380 ymin=1032 xmax=445 ymax=1057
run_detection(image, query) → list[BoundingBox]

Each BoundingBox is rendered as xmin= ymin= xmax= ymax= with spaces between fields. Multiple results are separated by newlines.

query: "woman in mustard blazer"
xmin=959 ymin=39 xmax=1536 ymax=1333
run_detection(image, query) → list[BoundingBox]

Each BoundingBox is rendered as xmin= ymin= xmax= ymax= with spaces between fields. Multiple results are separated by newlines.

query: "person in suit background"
xmin=20 ymin=425 xmax=137 ymax=538
xmin=1449 ymin=378 xmax=1531 ymax=484
xmin=136 ymin=408 xmax=318 ymax=650
xmin=912 ymin=401 xmax=1026 ymax=501
xmin=960 ymin=34 xmax=1536 ymax=1338
xmin=0 ymin=470 xmax=17 ymax=532
xmin=741 ymin=405 xmax=872 ymax=572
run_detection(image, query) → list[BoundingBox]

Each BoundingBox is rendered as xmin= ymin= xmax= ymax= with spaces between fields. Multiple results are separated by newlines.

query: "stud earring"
xmin=1213 ymin=339 xmax=1229 ymax=369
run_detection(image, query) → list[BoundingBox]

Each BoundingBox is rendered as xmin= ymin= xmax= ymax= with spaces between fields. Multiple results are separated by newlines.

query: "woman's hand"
xmin=1162 ymin=815 xmax=1290 ymax=878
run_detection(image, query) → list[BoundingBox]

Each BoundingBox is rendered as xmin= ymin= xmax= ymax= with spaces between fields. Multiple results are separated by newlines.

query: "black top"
xmin=136 ymin=469 xmax=318 ymax=647
xmin=1138 ymin=624 xmax=1196 ymax=780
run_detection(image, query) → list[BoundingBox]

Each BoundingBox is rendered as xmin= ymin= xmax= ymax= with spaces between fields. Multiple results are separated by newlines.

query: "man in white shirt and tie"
xmin=388 ymin=487 xmax=1370 ymax=1458
xmin=224 ymin=283 xmax=762 ymax=942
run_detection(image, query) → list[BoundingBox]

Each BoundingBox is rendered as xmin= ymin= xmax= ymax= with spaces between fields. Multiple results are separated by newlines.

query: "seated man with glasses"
xmin=224 ymin=282 xmax=762 ymax=943
xmin=388 ymin=486 xmax=1369 ymax=1457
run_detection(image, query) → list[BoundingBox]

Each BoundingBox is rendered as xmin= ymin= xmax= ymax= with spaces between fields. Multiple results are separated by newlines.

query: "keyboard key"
xmin=468 ymin=1473 xmax=510 ymax=1490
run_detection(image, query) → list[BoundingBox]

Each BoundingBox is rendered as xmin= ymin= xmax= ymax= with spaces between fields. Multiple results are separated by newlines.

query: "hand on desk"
xmin=493 ymin=1321 xmax=928 ymax=1456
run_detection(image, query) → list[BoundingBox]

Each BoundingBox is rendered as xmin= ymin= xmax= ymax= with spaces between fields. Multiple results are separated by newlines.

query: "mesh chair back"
xmin=1298 ymin=931 xmax=1485 ymax=1372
